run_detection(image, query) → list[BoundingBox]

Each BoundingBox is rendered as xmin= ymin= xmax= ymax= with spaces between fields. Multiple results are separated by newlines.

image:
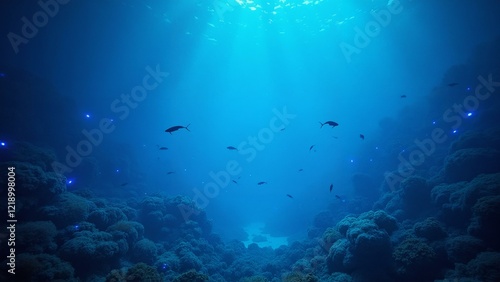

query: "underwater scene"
xmin=1 ymin=0 xmax=500 ymax=281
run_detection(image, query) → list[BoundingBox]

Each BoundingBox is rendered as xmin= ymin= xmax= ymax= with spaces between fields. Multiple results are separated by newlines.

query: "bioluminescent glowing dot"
xmin=350 ymin=159 xmax=354 ymax=163
xmin=375 ymin=146 xmax=379 ymax=150
xmin=74 ymin=225 xmax=80 ymax=231
xmin=85 ymin=114 xmax=90 ymax=118
xmin=116 ymin=169 xmax=120 ymax=173
xmin=0 ymin=142 xmax=5 ymax=146
xmin=432 ymin=121 xmax=436 ymax=125
xmin=370 ymin=158 xmax=373 ymax=162
xmin=453 ymin=130 xmax=457 ymax=134
xmin=68 ymin=180 xmax=73 ymax=184
xmin=467 ymin=87 xmax=471 ymax=91
xmin=467 ymin=112 xmax=472 ymax=117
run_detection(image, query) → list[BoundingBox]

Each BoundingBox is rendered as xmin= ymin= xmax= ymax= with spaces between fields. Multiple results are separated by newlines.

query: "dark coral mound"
xmin=467 ymin=195 xmax=500 ymax=248
xmin=393 ymin=237 xmax=439 ymax=281
xmin=442 ymin=148 xmax=500 ymax=183
xmin=413 ymin=217 xmax=447 ymax=241
xmin=326 ymin=210 xmax=395 ymax=280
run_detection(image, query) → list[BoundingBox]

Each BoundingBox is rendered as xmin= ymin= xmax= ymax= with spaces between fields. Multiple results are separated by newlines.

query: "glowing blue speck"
xmin=0 ymin=142 xmax=5 ymax=146
xmin=74 ymin=225 xmax=80 ymax=231
xmin=467 ymin=87 xmax=471 ymax=91
xmin=467 ymin=112 xmax=472 ymax=117
xmin=85 ymin=114 xmax=90 ymax=118
xmin=370 ymin=158 xmax=373 ymax=162
xmin=116 ymin=169 xmax=120 ymax=173
xmin=350 ymin=159 xmax=354 ymax=163
xmin=453 ymin=130 xmax=457 ymax=134
xmin=432 ymin=121 xmax=436 ymax=125
xmin=375 ymin=146 xmax=379 ymax=150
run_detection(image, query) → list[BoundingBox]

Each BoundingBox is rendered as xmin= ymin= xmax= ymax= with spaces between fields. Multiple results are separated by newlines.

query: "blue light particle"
xmin=350 ymin=159 xmax=354 ymax=163
xmin=0 ymin=141 xmax=5 ymax=146
xmin=467 ymin=87 xmax=471 ymax=91
xmin=116 ymin=169 xmax=120 ymax=173
xmin=85 ymin=114 xmax=90 ymax=118
xmin=453 ymin=130 xmax=457 ymax=134
xmin=74 ymin=225 xmax=80 ymax=231
xmin=0 ymin=73 xmax=5 ymax=77
xmin=432 ymin=121 xmax=436 ymax=125
xmin=67 ymin=178 xmax=74 ymax=185
xmin=375 ymin=146 xmax=379 ymax=150
xmin=467 ymin=112 xmax=472 ymax=117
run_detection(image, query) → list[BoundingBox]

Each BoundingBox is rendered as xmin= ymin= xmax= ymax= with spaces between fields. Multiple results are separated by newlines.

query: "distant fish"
xmin=286 ymin=194 xmax=294 ymax=199
xmin=280 ymin=127 xmax=286 ymax=131
xmin=335 ymin=195 xmax=346 ymax=203
xmin=298 ymin=169 xmax=303 ymax=172
xmin=360 ymin=134 xmax=365 ymax=140
xmin=319 ymin=121 xmax=339 ymax=128
xmin=165 ymin=124 xmax=190 ymax=134
xmin=157 ymin=145 xmax=168 ymax=150
xmin=257 ymin=181 xmax=267 ymax=185
xmin=332 ymin=136 xmax=339 ymax=139
xmin=232 ymin=180 xmax=238 ymax=184
xmin=167 ymin=171 xmax=175 ymax=175
xmin=309 ymin=145 xmax=315 ymax=151
xmin=447 ymin=82 xmax=459 ymax=87
xmin=329 ymin=184 xmax=333 ymax=192
xmin=400 ymin=95 xmax=407 ymax=98
xmin=227 ymin=146 xmax=238 ymax=151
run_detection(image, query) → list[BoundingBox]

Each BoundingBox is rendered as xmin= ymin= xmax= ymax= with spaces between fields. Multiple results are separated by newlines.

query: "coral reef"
xmin=393 ymin=237 xmax=439 ymax=281
xmin=442 ymin=148 xmax=500 ymax=183
xmin=413 ymin=217 xmax=447 ymax=241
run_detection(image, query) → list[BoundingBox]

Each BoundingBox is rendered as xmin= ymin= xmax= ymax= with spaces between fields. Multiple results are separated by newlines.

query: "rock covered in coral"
xmin=446 ymin=235 xmax=485 ymax=263
xmin=413 ymin=217 xmax=447 ymax=241
xmin=465 ymin=252 xmax=500 ymax=282
xmin=17 ymin=221 xmax=58 ymax=253
xmin=431 ymin=173 xmax=500 ymax=228
xmin=393 ymin=237 xmax=439 ymax=281
xmin=442 ymin=148 xmax=500 ymax=183
xmin=15 ymin=253 xmax=76 ymax=282
xmin=131 ymin=239 xmax=158 ymax=264
xmin=467 ymin=195 xmax=500 ymax=248
xmin=38 ymin=192 xmax=97 ymax=228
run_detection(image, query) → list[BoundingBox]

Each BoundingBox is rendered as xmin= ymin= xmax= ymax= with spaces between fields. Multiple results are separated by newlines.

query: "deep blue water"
xmin=1 ymin=0 xmax=500 ymax=281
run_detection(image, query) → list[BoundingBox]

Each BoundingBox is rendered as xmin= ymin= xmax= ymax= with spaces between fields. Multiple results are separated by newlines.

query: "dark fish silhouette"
xmin=360 ymin=134 xmax=365 ymax=140
xmin=257 ymin=181 xmax=267 ymax=185
xmin=280 ymin=127 xmax=286 ymax=131
xmin=227 ymin=146 xmax=238 ymax=151
xmin=447 ymin=82 xmax=459 ymax=87
xmin=232 ymin=180 xmax=238 ymax=184
xmin=166 ymin=171 xmax=175 ymax=175
xmin=332 ymin=136 xmax=339 ymax=139
xmin=335 ymin=195 xmax=346 ymax=203
xmin=319 ymin=121 xmax=339 ymax=128
xmin=400 ymin=95 xmax=407 ymax=98
xmin=165 ymin=124 xmax=190 ymax=134
xmin=309 ymin=145 xmax=315 ymax=151
xmin=286 ymin=194 xmax=294 ymax=199
xmin=157 ymin=145 xmax=168 ymax=150
xmin=329 ymin=184 xmax=333 ymax=192
xmin=298 ymin=169 xmax=303 ymax=172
